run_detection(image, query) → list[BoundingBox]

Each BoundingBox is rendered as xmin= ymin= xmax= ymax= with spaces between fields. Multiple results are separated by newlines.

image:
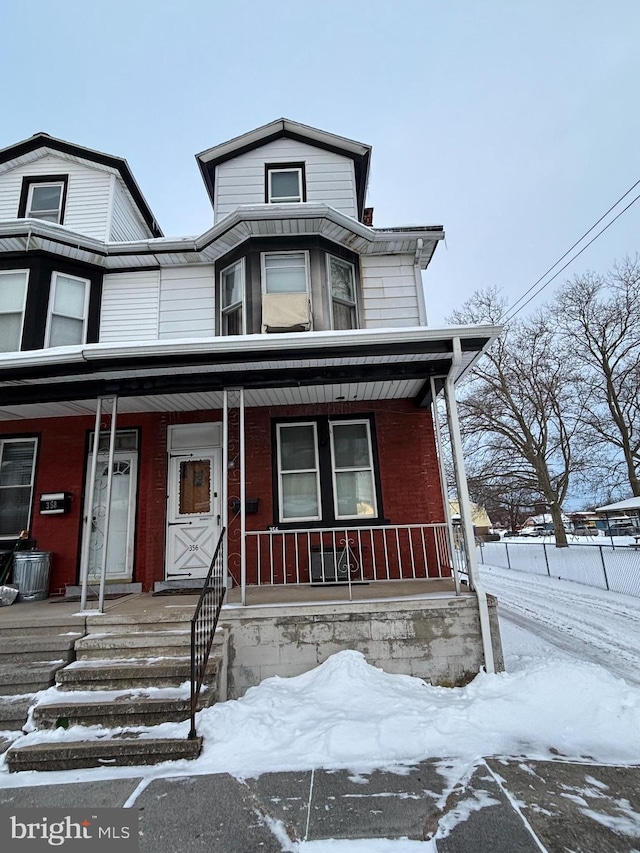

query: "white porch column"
xmin=223 ymin=389 xmax=246 ymax=605
xmin=443 ymin=339 xmax=495 ymax=673
xmin=430 ymin=377 xmax=460 ymax=595
xmin=79 ymin=396 xmax=117 ymax=614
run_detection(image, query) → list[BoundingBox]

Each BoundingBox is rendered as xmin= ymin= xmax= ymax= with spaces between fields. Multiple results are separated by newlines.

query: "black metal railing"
xmin=189 ymin=527 xmax=226 ymax=740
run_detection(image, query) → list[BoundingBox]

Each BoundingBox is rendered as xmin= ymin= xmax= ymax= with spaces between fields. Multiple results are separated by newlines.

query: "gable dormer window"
xmin=265 ymin=164 xmax=305 ymax=204
xmin=19 ymin=175 xmax=68 ymax=224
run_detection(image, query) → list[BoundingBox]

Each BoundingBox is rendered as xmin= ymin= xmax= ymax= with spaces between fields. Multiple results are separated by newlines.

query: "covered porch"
xmin=0 ymin=325 xmax=500 ymax=678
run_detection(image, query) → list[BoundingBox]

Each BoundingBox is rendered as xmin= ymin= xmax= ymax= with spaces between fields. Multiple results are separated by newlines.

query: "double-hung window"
xmin=0 ymin=438 xmax=38 ymax=539
xmin=330 ymin=421 xmax=377 ymax=519
xmin=0 ymin=270 xmax=28 ymax=352
xmin=266 ymin=165 xmax=304 ymax=204
xmin=277 ymin=423 xmax=321 ymax=522
xmin=262 ymin=252 xmax=309 ymax=294
xmin=45 ymin=272 xmax=90 ymax=347
xmin=328 ymin=256 xmax=357 ymax=330
xmin=220 ymin=260 xmax=244 ymax=335
xmin=276 ymin=418 xmax=379 ymax=524
xmin=25 ymin=180 xmax=65 ymax=223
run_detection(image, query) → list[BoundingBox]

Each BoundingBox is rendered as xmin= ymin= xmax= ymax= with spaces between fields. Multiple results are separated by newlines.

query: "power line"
xmin=503 ymin=179 xmax=640 ymax=323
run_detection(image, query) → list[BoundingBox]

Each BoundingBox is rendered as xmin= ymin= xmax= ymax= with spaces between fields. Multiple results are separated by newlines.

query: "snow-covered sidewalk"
xmin=3 ymin=564 xmax=640 ymax=850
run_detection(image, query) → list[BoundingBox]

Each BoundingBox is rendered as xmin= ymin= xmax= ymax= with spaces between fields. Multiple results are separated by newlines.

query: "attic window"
xmin=20 ymin=176 xmax=68 ymax=224
xmin=266 ymin=164 xmax=305 ymax=204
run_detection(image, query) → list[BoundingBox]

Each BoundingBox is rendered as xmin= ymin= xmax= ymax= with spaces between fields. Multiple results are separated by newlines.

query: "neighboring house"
xmin=449 ymin=500 xmax=492 ymax=538
xmin=0 ymin=119 xmax=502 ymax=688
xmin=520 ymin=512 xmax=570 ymax=535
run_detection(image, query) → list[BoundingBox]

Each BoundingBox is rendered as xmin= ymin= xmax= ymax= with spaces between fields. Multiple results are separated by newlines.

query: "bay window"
xmin=328 ymin=255 xmax=357 ymax=330
xmin=221 ymin=259 xmax=245 ymax=335
xmin=262 ymin=252 xmax=309 ymax=293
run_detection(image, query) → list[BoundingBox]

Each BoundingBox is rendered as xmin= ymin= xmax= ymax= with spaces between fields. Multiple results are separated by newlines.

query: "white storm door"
xmin=166 ymin=451 xmax=221 ymax=579
xmin=84 ymin=451 xmax=137 ymax=582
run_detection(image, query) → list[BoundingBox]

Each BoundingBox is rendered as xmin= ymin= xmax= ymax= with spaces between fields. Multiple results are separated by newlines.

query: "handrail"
xmin=189 ymin=527 xmax=226 ymax=740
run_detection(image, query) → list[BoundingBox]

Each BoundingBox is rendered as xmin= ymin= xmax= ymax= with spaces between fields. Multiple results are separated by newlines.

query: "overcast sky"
xmin=1 ymin=0 xmax=639 ymax=325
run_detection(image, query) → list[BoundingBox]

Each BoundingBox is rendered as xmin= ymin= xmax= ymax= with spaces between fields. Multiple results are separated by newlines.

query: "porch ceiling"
xmin=0 ymin=325 xmax=501 ymax=420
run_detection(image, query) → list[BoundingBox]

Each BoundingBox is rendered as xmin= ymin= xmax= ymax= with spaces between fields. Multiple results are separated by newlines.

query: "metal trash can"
xmin=13 ymin=551 xmax=52 ymax=602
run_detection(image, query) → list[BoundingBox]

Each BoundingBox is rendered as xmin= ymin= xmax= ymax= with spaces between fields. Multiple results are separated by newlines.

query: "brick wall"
xmin=1 ymin=399 xmax=444 ymax=593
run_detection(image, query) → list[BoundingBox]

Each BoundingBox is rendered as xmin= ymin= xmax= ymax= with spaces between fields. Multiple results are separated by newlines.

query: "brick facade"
xmin=0 ymin=399 xmax=444 ymax=594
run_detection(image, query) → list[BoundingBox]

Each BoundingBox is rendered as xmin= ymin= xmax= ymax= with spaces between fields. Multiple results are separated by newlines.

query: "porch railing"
xmin=189 ymin=527 xmax=226 ymax=740
xmin=243 ymin=523 xmax=454 ymax=586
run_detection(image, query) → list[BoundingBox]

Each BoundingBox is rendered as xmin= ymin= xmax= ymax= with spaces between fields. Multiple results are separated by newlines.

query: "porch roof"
xmin=0 ymin=324 xmax=500 ymax=420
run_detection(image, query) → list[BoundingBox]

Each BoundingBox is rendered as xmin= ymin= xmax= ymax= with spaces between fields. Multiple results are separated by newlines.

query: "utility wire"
xmin=503 ymin=178 xmax=640 ymax=323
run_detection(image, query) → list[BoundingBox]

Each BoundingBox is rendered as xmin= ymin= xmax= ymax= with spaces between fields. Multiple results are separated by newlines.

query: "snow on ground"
xmin=3 ymin=561 xmax=640 ymax=850
xmin=479 ymin=562 xmax=640 ymax=683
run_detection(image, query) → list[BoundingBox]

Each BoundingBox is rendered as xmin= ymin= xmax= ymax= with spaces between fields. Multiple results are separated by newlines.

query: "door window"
xmin=178 ymin=459 xmax=212 ymax=515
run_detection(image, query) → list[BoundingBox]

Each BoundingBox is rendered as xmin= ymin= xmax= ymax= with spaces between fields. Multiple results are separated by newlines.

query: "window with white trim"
xmin=0 ymin=270 xmax=28 ymax=352
xmin=267 ymin=166 xmax=303 ymax=203
xmin=330 ymin=421 xmax=377 ymax=519
xmin=277 ymin=423 xmax=321 ymax=522
xmin=0 ymin=438 xmax=38 ymax=539
xmin=220 ymin=259 xmax=245 ymax=335
xmin=275 ymin=418 xmax=380 ymax=524
xmin=26 ymin=181 xmax=65 ymax=223
xmin=45 ymin=272 xmax=90 ymax=347
xmin=328 ymin=255 xmax=357 ymax=330
xmin=262 ymin=252 xmax=309 ymax=293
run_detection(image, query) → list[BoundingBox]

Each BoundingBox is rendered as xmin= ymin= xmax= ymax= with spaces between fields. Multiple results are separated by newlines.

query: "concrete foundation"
xmin=220 ymin=591 xmax=503 ymax=697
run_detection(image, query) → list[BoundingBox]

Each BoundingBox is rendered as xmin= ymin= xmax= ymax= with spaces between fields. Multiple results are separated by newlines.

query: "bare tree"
xmin=552 ymin=257 xmax=640 ymax=496
xmin=450 ymin=288 xmax=587 ymax=546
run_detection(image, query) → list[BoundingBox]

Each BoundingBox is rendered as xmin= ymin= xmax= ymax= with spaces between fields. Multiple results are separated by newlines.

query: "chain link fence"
xmin=478 ymin=540 xmax=640 ymax=598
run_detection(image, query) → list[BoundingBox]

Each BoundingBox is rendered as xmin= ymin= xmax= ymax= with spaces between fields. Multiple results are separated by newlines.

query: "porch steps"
xmin=7 ymin=736 xmax=203 ymax=772
xmin=4 ymin=608 xmax=228 ymax=773
xmin=72 ymin=629 xmax=191 ymax=659
xmin=0 ymin=615 xmax=82 ymax=729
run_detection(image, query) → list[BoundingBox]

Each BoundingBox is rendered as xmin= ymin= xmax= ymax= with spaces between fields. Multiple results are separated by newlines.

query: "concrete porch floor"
xmin=224 ymin=577 xmax=460 ymax=608
xmin=0 ymin=578 xmax=462 ymax=628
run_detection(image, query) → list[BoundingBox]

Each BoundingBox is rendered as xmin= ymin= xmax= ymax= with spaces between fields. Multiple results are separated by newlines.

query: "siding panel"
xmin=109 ymin=180 xmax=152 ymax=241
xmin=100 ymin=271 xmax=160 ymax=342
xmin=159 ymin=266 xmax=215 ymax=339
xmin=215 ymin=139 xmax=357 ymax=221
xmin=360 ymin=254 xmax=420 ymax=328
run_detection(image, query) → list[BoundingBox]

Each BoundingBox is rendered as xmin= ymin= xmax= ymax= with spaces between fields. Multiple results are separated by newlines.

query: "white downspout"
xmin=444 ymin=338 xmax=495 ymax=673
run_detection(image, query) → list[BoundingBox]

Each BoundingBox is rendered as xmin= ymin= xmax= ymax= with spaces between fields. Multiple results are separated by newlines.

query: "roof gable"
xmin=0 ymin=133 xmax=163 ymax=237
xmin=196 ymin=119 xmax=371 ymax=220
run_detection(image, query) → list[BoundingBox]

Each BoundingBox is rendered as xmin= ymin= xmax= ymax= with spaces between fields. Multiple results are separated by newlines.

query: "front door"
xmin=166 ymin=450 xmax=221 ymax=579
xmin=83 ymin=450 xmax=138 ymax=583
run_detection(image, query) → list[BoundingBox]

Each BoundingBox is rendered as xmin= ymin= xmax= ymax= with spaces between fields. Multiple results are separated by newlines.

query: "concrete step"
xmin=73 ymin=630 xmax=191 ymax=660
xmin=55 ymin=653 xmax=221 ymax=691
xmin=85 ymin=607 xmax=197 ymax=634
xmin=32 ymin=689 xmax=216 ymax=729
xmin=6 ymin=735 xmax=202 ymax=772
xmin=0 ymin=634 xmax=77 ymax=664
xmin=0 ymin=696 xmax=34 ymax=731
xmin=0 ymin=618 xmax=85 ymax=639
xmin=0 ymin=661 xmax=67 ymax=695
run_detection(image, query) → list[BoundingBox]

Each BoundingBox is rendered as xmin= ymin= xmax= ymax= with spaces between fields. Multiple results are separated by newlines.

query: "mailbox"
xmin=39 ymin=492 xmax=72 ymax=515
